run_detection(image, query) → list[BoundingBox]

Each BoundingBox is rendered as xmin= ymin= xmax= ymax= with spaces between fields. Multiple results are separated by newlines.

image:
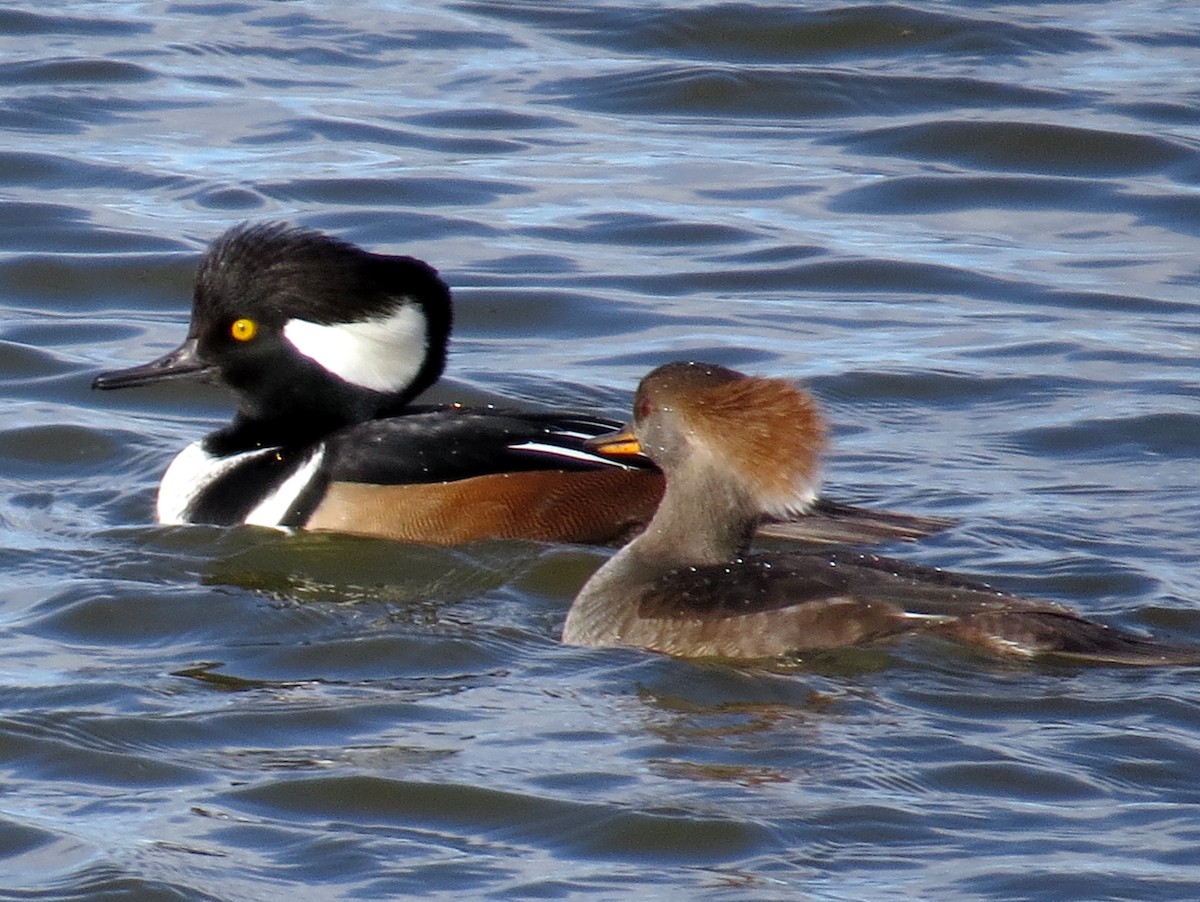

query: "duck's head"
xmin=593 ymin=361 xmax=828 ymax=518
xmin=93 ymin=222 xmax=452 ymax=430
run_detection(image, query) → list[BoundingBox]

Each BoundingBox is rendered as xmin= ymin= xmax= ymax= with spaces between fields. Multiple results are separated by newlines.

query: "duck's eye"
xmin=230 ymin=318 xmax=258 ymax=342
xmin=634 ymin=397 xmax=652 ymax=420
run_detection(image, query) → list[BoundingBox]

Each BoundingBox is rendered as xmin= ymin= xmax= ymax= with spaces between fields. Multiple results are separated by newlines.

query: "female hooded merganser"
xmin=92 ymin=222 xmax=949 ymax=546
xmin=563 ymin=361 xmax=1199 ymax=665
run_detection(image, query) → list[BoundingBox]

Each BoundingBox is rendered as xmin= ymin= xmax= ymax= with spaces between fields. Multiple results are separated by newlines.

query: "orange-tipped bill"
xmin=585 ymin=425 xmax=644 ymax=460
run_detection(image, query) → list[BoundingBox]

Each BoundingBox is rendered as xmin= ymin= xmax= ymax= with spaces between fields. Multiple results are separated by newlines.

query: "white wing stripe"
xmin=508 ymin=441 xmax=634 ymax=469
xmin=547 ymin=428 xmax=607 ymax=440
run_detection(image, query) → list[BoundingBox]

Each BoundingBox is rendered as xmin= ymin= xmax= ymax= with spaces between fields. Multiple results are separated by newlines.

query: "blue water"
xmin=3 ymin=2 xmax=1200 ymax=899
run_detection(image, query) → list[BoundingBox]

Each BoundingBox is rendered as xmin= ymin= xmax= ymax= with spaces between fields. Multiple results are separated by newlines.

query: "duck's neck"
xmin=638 ymin=468 xmax=754 ymax=565
xmin=564 ymin=462 xmax=755 ymax=645
xmin=207 ymin=379 xmax=415 ymax=456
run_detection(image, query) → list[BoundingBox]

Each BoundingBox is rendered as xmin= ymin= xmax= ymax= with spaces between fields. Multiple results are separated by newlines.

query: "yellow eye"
xmin=230 ymin=318 xmax=258 ymax=342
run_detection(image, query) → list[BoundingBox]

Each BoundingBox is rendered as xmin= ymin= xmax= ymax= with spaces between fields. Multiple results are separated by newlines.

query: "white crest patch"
xmin=282 ymin=301 xmax=426 ymax=394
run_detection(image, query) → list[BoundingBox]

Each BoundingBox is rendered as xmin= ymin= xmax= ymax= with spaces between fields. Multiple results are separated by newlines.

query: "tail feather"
xmin=943 ymin=610 xmax=1200 ymax=667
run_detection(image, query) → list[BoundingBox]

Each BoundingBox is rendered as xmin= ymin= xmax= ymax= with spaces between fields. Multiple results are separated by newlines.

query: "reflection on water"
xmin=2 ymin=1 xmax=1200 ymax=899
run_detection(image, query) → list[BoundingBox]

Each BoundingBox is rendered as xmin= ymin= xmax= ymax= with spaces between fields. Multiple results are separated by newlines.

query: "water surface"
xmin=2 ymin=2 xmax=1200 ymax=899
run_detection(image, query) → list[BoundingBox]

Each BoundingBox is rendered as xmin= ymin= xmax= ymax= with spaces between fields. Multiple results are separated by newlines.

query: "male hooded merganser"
xmin=92 ymin=222 xmax=950 ymax=546
xmin=563 ymin=361 xmax=1199 ymax=665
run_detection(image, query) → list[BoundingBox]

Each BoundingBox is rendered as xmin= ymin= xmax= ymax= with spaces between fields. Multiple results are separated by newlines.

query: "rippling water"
xmin=4 ymin=2 xmax=1200 ymax=899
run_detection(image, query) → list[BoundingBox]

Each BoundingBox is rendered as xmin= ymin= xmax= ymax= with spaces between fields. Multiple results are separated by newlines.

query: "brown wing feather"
xmin=628 ymin=552 xmax=1198 ymax=665
xmin=623 ymin=556 xmax=913 ymax=658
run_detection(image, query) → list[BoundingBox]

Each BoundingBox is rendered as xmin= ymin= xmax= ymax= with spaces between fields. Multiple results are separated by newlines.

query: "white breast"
xmin=156 ymin=441 xmax=276 ymax=525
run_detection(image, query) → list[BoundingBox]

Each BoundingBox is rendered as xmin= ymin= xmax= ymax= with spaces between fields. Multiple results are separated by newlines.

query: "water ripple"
xmin=3 ymin=1 xmax=1200 ymax=899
